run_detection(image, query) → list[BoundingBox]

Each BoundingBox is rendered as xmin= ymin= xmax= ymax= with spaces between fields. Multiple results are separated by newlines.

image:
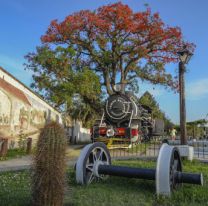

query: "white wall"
xmin=0 ymin=67 xmax=62 ymax=123
xmin=67 ymin=121 xmax=91 ymax=144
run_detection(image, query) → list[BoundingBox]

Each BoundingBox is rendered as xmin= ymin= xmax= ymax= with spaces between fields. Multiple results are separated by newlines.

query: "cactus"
xmin=32 ymin=122 xmax=67 ymax=206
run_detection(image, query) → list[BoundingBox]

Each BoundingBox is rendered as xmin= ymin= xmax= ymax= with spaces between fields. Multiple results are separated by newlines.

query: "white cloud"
xmin=186 ymin=78 xmax=208 ymax=100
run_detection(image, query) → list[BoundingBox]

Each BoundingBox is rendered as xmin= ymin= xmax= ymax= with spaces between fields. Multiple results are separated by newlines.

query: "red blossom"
xmin=41 ymin=2 xmax=195 ymax=92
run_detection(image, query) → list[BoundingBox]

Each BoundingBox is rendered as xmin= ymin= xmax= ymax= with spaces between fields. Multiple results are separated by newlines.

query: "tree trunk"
xmin=120 ymin=70 xmax=125 ymax=93
xmin=103 ymin=70 xmax=113 ymax=95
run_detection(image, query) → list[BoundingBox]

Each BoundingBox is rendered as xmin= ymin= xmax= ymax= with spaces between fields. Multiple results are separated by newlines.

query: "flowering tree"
xmin=41 ymin=2 xmax=194 ymax=94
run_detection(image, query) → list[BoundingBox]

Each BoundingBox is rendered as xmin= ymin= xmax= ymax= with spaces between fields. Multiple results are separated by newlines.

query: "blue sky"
xmin=0 ymin=0 xmax=208 ymax=123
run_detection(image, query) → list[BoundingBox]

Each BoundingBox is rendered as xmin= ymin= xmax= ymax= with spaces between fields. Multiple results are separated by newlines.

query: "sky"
xmin=0 ymin=0 xmax=208 ymax=124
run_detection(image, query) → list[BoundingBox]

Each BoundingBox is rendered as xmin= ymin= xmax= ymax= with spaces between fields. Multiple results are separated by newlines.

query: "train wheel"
xmin=156 ymin=143 xmax=182 ymax=196
xmin=76 ymin=142 xmax=111 ymax=185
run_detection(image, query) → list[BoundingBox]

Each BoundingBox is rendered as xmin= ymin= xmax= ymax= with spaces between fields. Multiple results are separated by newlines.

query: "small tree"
xmin=32 ymin=122 xmax=67 ymax=206
xmin=139 ymin=91 xmax=174 ymax=131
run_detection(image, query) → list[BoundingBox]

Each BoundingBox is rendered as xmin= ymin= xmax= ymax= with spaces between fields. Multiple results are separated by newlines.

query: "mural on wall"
xmin=0 ymin=90 xmax=12 ymax=140
xmin=0 ymin=84 xmax=61 ymax=140
xmin=19 ymin=107 xmax=30 ymax=130
xmin=30 ymin=109 xmax=46 ymax=127
xmin=0 ymin=90 xmax=11 ymax=126
xmin=0 ymin=67 xmax=63 ymax=149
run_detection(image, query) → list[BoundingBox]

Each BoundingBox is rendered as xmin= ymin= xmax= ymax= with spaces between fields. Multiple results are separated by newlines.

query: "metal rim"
xmin=156 ymin=143 xmax=182 ymax=196
xmin=76 ymin=142 xmax=111 ymax=185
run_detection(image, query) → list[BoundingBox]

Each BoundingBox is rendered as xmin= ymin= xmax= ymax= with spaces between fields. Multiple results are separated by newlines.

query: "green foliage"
xmin=25 ymin=46 xmax=102 ymax=127
xmin=18 ymin=131 xmax=27 ymax=151
xmin=186 ymin=119 xmax=207 ymax=138
xmin=0 ymin=148 xmax=27 ymax=161
xmin=0 ymin=170 xmax=31 ymax=206
xmin=32 ymin=122 xmax=67 ymax=206
xmin=139 ymin=91 xmax=174 ymax=131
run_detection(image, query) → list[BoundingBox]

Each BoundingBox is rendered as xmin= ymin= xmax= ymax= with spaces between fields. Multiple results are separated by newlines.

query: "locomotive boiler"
xmin=91 ymin=84 xmax=162 ymax=144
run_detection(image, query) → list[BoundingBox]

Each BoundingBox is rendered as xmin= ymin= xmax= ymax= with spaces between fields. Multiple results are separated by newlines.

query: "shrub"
xmin=18 ymin=130 xmax=27 ymax=151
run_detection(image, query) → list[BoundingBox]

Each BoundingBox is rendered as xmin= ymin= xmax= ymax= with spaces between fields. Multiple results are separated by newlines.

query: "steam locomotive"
xmin=91 ymin=84 xmax=164 ymax=143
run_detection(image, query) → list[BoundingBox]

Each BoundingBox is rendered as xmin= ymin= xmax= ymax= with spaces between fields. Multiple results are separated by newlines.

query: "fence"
xmin=109 ymin=137 xmax=208 ymax=160
xmin=169 ymin=139 xmax=208 ymax=159
xmin=109 ymin=137 xmax=162 ymax=159
xmin=0 ymin=138 xmax=8 ymax=157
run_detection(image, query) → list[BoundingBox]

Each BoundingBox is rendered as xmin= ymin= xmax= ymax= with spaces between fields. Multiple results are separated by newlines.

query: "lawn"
xmin=0 ymin=149 xmax=28 ymax=161
xmin=0 ymin=159 xmax=207 ymax=206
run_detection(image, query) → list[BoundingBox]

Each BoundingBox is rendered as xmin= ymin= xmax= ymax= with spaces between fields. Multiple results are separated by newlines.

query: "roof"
xmin=0 ymin=66 xmax=61 ymax=114
xmin=0 ymin=77 xmax=31 ymax=106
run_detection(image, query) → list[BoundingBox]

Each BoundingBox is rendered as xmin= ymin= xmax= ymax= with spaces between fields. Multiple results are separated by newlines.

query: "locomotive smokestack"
xmin=113 ymin=83 xmax=126 ymax=94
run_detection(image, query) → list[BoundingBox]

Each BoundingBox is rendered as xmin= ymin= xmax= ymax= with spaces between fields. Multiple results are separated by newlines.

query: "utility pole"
xmin=177 ymin=46 xmax=193 ymax=145
xmin=179 ymin=61 xmax=187 ymax=144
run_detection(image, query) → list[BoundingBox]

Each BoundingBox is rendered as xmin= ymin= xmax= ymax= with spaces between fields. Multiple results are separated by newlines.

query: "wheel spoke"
xmin=88 ymin=172 xmax=95 ymax=184
xmin=98 ymin=150 xmax=104 ymax=161
xmin=86 ymin=163 xmax=93 ymax=172
xmin=92 ymin=149 xmax=99 ymax=162
xmin=93 ymin=153 xmax=97 ymax=162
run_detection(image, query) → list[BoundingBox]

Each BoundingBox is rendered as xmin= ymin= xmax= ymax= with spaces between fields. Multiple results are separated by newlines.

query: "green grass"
xmin=69 ymin=160 xmax=208 ymax=206
xmin=0 ymin=149 xmax=28 ymax=161
xmin=0 ymin=170 xmax=31 ymax=206
xmin=0 ymin=159 xmax=208 ymax=206
xmin=127 ymin=141 xmax=161 ymax=155
xmin=127 ymin=142 xmax=151 ymax=154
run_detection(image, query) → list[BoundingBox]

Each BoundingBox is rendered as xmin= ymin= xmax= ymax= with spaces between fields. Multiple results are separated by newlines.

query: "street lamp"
xmin=177 ymin=46 xmax=193 ymax=145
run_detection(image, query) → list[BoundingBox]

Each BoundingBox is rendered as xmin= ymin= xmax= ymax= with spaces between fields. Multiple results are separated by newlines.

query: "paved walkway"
xmin=0 ymin=155 xmax=77 ymax=172
xmin=0 ymin=156 xmax=32 ymax=172
xmin=0 ymin=156 xmax=77 ymax=172
xmin=0 ymin=145 xmax=84 ymax=172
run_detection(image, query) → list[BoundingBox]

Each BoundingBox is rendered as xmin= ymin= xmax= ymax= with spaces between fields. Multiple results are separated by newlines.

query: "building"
xmin=0 ymin=66 xmax=62 ymax=147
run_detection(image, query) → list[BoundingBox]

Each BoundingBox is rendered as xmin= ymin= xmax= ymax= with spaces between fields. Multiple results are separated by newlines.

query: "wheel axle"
xmin=76 ymin=142 xmax=203 ymax=196
xmin=98 ymin=165 xmax=155 ymax=180
xmin=98 ymin=164 xmax=202 ymax=185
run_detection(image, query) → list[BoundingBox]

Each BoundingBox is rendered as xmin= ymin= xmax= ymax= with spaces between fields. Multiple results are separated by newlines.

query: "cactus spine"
xmin=32 ymin=122 xmax=67 ymax=206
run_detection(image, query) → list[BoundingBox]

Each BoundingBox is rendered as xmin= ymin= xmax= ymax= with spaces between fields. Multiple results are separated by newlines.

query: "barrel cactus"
xmin=32 ymin=122 xmax=67 ymax=206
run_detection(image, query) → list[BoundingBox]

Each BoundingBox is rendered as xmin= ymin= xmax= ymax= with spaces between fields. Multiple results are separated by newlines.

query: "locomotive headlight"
xmin=114 ymin=84 xmax=122 ymax=92
xmin=106 ymin=128 xmax=115 ymax=137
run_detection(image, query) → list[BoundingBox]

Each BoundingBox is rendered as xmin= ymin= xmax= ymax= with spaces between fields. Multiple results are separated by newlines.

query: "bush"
xmin=18 ymin=131 xmax=27 ymax=151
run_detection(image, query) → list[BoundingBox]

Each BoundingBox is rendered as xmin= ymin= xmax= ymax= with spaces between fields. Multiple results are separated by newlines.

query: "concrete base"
xmin=175 ymin=145 xmax=194 ymax=161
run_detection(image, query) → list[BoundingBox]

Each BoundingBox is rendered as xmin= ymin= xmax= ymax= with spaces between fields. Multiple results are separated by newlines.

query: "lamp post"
xmin=177 ymin=46 xmax=193 ymax=145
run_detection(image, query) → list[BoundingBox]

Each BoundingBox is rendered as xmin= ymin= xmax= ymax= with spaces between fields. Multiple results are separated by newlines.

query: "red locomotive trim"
xmin=131 ymin=128 xmax=138 ymax=136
